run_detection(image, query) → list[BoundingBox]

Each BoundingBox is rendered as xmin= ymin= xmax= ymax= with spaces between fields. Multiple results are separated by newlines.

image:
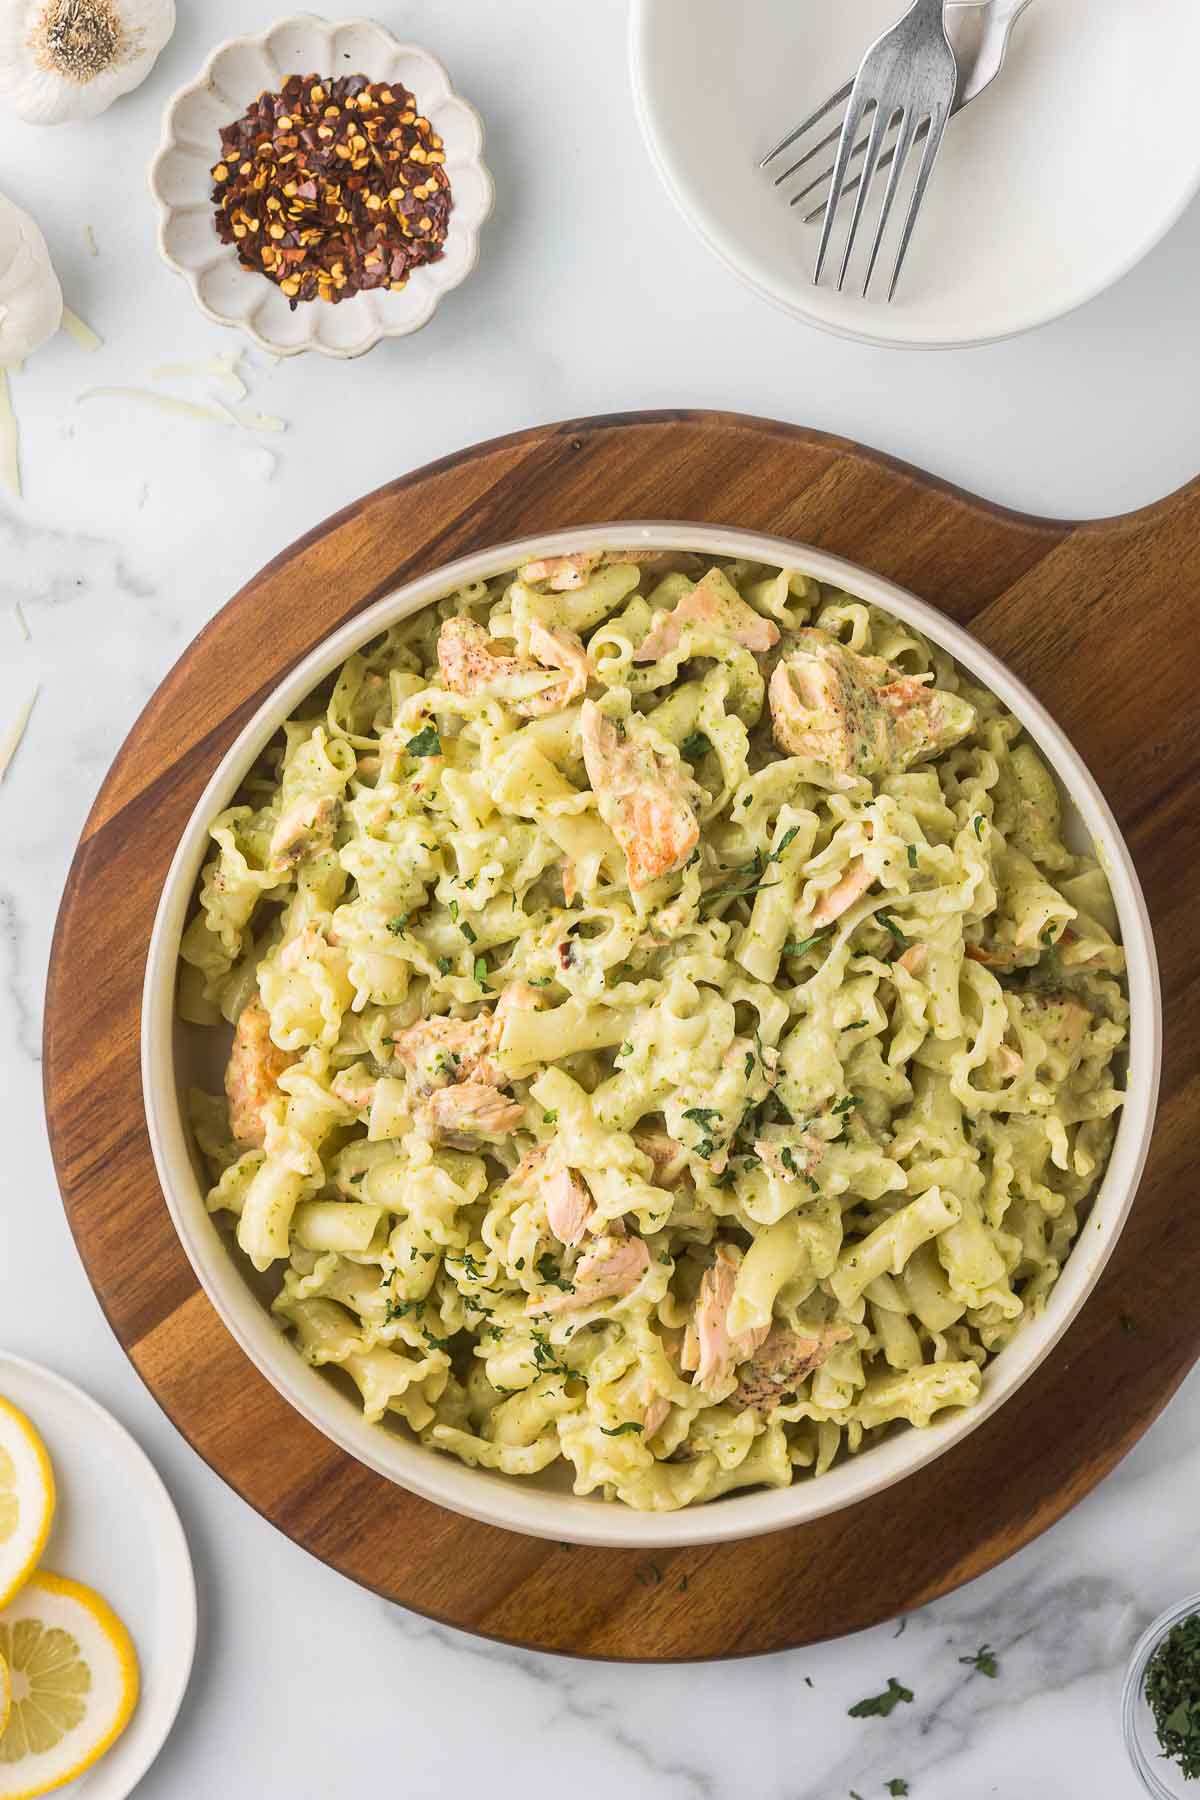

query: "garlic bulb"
xmin=0 ymin=0 xmax=175 ymax=125
xmin=0 ymin=194 xmax=62 ymax=366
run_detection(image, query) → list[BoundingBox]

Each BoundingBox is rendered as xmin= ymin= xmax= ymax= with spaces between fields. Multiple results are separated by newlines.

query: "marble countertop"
xmin=1 ymin=3 xmax=1195 ymax=1796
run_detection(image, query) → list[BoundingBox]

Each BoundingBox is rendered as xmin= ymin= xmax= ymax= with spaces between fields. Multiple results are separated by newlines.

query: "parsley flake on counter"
xmin=884 ymin=1782 xmax=910 ymax=1796
xmin=958 ymin=1645 xmax=998 ymax=1678
xmin=848 ymin=1677 xmax=914 ymax=1719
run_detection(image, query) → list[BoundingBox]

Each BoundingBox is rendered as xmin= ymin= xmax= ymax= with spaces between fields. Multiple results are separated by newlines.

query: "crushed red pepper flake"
xmin=211 ymin=72 xmax=453 ymax=308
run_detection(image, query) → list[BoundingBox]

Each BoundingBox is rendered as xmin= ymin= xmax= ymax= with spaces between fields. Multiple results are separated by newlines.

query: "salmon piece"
xmin=1019 ymin=991 xmax=1091 ymax=1074
xmin=519 ymin=551 xmax=605 ymax=591
xmin=391 ymin=1013 xmax=502 ymax=1091
xmin=633 ymin=1127 xmax=692 ymax=1191
xmin=331 ymin=1066 xmax=379 ymax=1112
xmin=991 ymin=1044 xmax=1025 ymax=1080
xmin=543 ymin=1164 xmax=594 ymax=1248
xmin=519 ymin=550 xmax=691 ymax=591
xmin=516 ymin=620 xmax=594 ymax=718
xmin=965 ymin=941 xmax=1019 ymax=971
xmin=580 ymin=701 xmax=700 ymax=891
xmin=421 ymin=1082 xmax=525 ymax=1145
xmin=643 ymin=1395 xmax=670 ymax=1437
xmin=495 ymin=982 xmax=546 ymax=1020
xmin=731 ymin=1324 xmax=853 ymax=1413
xmin=225 ymin=998 xmax=296 ymax=1147
xmin=809 ymin=857 xmax=874 ymax=926
xmin=897 ymin=943 xmax=927 ymax=977
xmin=269 ymin=793 xmax=340 ymax=867
xmin=754 ymin=1134 xmax=824 ymax=1183
xmin=533 ymin=1233 xmax=650 ymax=1316
xmin=681 ymin=1245 xmax=770 ymax=1392
xmin=769 ymin=629 xmax=975 ymax=779
xmin=635 ymin=568 xmax=780 ymax=663
xmin=437 ymin=616 xmax=528 ymax=697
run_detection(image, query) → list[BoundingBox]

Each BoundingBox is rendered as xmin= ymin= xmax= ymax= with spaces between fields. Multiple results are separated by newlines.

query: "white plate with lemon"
xmin=0 ymin=1355 xmax=194 ymax=1799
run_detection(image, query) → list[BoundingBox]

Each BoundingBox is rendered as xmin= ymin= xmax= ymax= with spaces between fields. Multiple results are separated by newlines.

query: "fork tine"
xmin=887 ymin=102 xmax=949 ymax=300
xmin=861 ymin=108 xmax=918 ymax=297
xmin=799 ymin=116 xmax=930 ymax=222
xmin=812 ymin=85 xmax=873 ymax=287
xmin=836 ymin=99 xmax=896 ymax=291
xmin=760 ymin=80 xmax=854 ymax=169
xmin=772 ymin=121 xmax=843 ymax=190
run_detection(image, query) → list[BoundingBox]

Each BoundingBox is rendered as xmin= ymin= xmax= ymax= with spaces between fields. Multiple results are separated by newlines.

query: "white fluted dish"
xmin=149 ymin=14 xmax=493 ymax=358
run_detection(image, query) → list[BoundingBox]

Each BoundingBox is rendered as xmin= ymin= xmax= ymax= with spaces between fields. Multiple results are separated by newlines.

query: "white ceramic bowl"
xmin=629 ymin=0 xmax=1200 ymax=350
xmin=149 ymin=14 xmax=493 ymax=358
xmin=142 ymin=523 xmax=1161 ymax=1549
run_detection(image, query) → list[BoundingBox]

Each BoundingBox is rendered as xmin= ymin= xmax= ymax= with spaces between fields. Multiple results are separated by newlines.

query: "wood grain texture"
xmin=43 ymin=412 xmax=1200 ymax=1661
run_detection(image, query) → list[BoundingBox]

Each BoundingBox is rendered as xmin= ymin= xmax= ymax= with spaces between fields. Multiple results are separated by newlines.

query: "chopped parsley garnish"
xmin=779 ymin=1146 xmax=799 ymax=1176
xmin=461 ymin=920 xmax=477 ymax=944
xmin=973 ymin=814 xmax=985 ymax=840
xmin=530 ymin=976 xmax=552 ymax=987
xmin=959 ymin=1645 xmax=998 ymax=1678
xmin=769 ymin=824 xmax=801 ymax=862
xmin=620 ymin=1040 xmax=634 ymax=1058
xmin=876 ymin=911 xmax=911 ymax=947
xmin=907 ymin=845 xmax=918 ymax=869
xmin=535 ymin=1252 xmax=572 ymax=1292
xmin=386 ymin=915 xmax=407 ymax=935
xmin=680 ymin=731 xmax=711 ymax=762
xmin=1145 ymin=1612 xmax=1200 ymax=1778
xmin=682 ymin=1107 xmax=721 ymax=1126
xmin=348 ymin=1170 xmax=365 ymax=1184
xmin=782 ymin=930 xmax=830 ymax=957
xmin=832 ymin=1094 xmax=857 ymax=1114
xmin=420 ymin=1324 xmax=454 ymax=1352
xmin=384 ymin=1296 xmax=424 ymax=1322
xmin=474 ymin=956 xmax=490 ymax=988
xmin=847 ymin=1677 xmax=914 ymax=1719
xmin=884 ymin=1783 xmax=910 ymax=1797
xmin=600 ymin=1421 xmax=644 ymax=1437
xmin=529 ymin=1329 xmax=570 ymax=1377
xmin=744 ymin=1050 xmax=755 ymax=1078
xmin=448 ymin=900 xmax=459 ymax=921
xmin=658 ymin=1249 xmax=672 ymax=1265
xmin=542 ymin=1110 xmax=558 ymax=1126
xmin=845 ymin=1019 xmax=869 ymax=1031
xmin=405 ymin=724 xmax=442 ymax=757
xmin=456 ymin=1251 xmax=484 ymax=1279
xmin=1041 ymin=926 xmax=1056 ymax=946
xmin=436 ymin=955 xmax=452 ymax=976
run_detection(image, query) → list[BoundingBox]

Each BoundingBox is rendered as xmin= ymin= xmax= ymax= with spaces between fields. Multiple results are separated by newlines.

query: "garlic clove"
xmin=0 ymin=195 xmax=63 ymax=367
xmin=0 ymin=0 xmax=176 ymax=126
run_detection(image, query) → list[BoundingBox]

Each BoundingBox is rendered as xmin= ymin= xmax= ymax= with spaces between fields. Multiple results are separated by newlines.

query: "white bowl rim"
xmin=142 ymin=519 xmax=1162 ymax=1552
xmin=626 ymin=1 xmax=1200 ymax=352
xmin=147 ymin=13 xmax=495 ymax=360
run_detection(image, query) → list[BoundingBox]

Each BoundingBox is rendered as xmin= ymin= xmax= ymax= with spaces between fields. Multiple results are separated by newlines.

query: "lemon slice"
xmin=0 ymin=1572 xmax=138 ymax=1799
xmin=0 ymin=1649 xmax=10 ymax=1737
xmin=0 ymin=1401 xmax=54 ymax=1613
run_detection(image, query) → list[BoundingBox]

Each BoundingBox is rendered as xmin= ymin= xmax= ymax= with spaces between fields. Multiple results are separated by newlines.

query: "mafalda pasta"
xmin=179 ymin=549 xmax=1128 ymax=1511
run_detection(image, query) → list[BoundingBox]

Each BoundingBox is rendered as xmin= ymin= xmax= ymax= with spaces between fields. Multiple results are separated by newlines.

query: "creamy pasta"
xmin=179 ymin=548 xmax=1128 ymax=1511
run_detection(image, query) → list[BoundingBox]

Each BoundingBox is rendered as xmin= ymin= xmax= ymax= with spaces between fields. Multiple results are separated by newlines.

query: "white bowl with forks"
xmin=630 ymin=0 xmax=1200 ymax=349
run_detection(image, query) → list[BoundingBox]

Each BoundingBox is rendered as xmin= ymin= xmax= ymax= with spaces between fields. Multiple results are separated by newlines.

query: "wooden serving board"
xmin=44 ymin=412 xmax=1200 ymax=1661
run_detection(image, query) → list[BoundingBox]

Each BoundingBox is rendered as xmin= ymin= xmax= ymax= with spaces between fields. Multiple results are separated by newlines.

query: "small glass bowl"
xmin=1123 ymin=1593 xmax=1200 ymax=1798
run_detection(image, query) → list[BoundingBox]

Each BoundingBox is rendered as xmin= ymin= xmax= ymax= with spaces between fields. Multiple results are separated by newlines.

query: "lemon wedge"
xmin=0 ymin=1402 xmax=54 ymax=1613
xmin=0 ymin=1649 xmax=10 ymax=1737
xmin=0 ymin=1572 xmax=138 ymax=1798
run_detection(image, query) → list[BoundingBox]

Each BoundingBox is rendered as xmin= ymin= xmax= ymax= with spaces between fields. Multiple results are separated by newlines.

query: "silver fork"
xmin=763 ymin=2 xmax=1033 ymax=228
xmin=786 ymin=0 xmax=959 ymax=301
